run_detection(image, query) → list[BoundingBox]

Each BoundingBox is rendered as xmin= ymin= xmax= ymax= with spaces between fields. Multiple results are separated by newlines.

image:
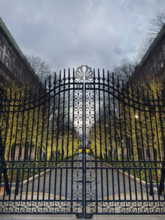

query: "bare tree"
xmin=112 ymin=58 xmax=137 ymax=83
xmin=26 ymin=54 xmax=52 ymax=83
xmin=137 ymin=12 xmax=165 ymax=61
xmin=149 ymin=12 xmax=165 ymax=37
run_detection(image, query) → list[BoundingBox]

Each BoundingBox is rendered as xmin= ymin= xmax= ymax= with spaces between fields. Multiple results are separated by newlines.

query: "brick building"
xmin=129 ymin=24 xmax=165 ymax=86
xmin=126 ymin=25 xmax=165 ymax=161
xmin=0 ymin=18 xmax=42 ymax=162
xmin=0 ymin=17 xmax=39 ymax=87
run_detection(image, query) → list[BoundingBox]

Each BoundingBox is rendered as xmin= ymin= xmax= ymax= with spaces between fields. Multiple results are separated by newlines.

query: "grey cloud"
xmin=0 ymin=0 xmax=165 ymax=73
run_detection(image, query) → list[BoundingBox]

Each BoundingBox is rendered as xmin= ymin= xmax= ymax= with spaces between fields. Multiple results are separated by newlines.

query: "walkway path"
xmin=0 ymin=154 xmax=164 ymax=215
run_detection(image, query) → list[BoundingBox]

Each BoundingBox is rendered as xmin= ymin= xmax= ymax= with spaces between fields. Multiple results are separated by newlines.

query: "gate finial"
xmin=75 ymin=65 xmax=93 ymax=82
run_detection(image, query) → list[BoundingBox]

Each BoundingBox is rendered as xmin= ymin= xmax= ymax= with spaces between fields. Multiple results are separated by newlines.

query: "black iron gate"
xmin=0 ymin=65 xmax=165 ymax=217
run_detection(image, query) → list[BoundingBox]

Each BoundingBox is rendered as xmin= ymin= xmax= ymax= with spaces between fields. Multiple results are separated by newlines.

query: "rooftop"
xmin=139 ymin=23 xmax=165 ymax=67
xmin=0 ymin=17 xmax=26 ymax=61
xmin=0 ymin=17 xmax=39 ymax=83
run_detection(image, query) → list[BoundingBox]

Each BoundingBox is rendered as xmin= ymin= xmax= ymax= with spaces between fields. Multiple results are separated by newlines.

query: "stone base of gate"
xmin=85 ymin=200 xmax=165 ymax=215
xmin=0 ymin=214 xmax=165 ymax=220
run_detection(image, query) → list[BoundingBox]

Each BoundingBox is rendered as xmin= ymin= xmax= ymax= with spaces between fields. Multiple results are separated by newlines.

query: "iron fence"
xmin=0 ymin=65 xmax=164 ymax=218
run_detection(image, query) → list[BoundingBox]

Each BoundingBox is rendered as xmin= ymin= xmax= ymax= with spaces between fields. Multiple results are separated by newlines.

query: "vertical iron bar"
xmin=17 ymin=88 xmax=27 ymax=202
xmin=7 ymin=89 xmax=15 ymax=200
xmin=14 ymin=89 xmax=22 ymax=197
xmin=98 ymin=70 xmax=104 ymax=206
xmin=121 ymin=80 xmax=129 ymax=201
xmin=43 ymin=76 xmax=51 ymax=201
xmin=4 ymin=88 xmax=11 ymax=163
xmin=19 ymin=88 xmax=29 ymax=201
xmin=59 ymin=70 xmax=66 ymax=200
xmin=142 ymin=90 xmax=150 ymax=201
xmin=127 ymin=85 xmax=134 ymax=201
xmin=103 ymin=70 xmax=108 ymax=161
xmin=54 ymin=71 xmax=61 ymax=200
xmin=94 ymin=69 xmax=98 ymax=213
xmin=108 ymin=72 xmax=115 ymax=201
xmin=136 ymin=87 xmax=145 ymax=201
xmin=25 ymin=88 xmax=33 ymax=201
xmin=82 ymin=67 xmax=86 ymax=217
xmin=40 ymin=80 xmax=47 ymax=202
xmin=71 ymin=68 xmax=75 ymax=212
xmin=112 ymin=74 xmax=120 ymax=201
xmin=36 ymin=84 xmax=42 ymax=201
xmin=112 ymin=74 xmax=118 ymax=163
xmin=131 ymin=87 xmax=141 ymax=203
xmin=0 ymin=132 xmax=10 ymax=195
xmin=146 ymin=90 xmax=154 ymax=197
xmin=116 ymin=76 xmax=122 ymax=201
xmin=0 ymin=87 xmax=10 ymax=196
xmin=104 ymin=71 xmax=109 ymax=202
xmin=29 ymin=87 xmax=37 ymax=202
xmin=8 ymin=88 xmax=17 ymax=201
xmin=151 ymin=90 xmax=160 ymax=201
xmin=157 ymin=90 xmax=165 ymax=197
xmin=49 ymin=74 xmax=56 ymax=201
xmin=65 ymin=69 xmax=70 ymax=200
xmin=51 ymin=73 xmax=56 ymax=161
xmin=118 ymin=78 xmax=127 ymax=201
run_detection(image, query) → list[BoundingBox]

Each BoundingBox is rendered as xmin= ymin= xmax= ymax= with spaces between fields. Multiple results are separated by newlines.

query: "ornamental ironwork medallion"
xmin=74 ymin=65 xmax=94 ymax=139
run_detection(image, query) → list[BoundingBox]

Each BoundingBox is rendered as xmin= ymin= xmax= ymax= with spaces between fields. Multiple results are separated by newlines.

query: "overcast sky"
xmin=0 ymin=0 xmax=165 ymax=72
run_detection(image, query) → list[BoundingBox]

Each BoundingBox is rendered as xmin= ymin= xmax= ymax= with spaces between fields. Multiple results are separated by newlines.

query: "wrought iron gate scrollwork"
xmin=0 ymin=65 xmax=165 ymax=218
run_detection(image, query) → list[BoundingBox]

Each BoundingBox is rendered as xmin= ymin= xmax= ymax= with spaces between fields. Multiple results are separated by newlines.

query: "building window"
xmin=6 ymin=48 xmax=13 ymax=60
xmin=0 ymin=37 xmax=3 ymax=48
xmin=0 ymin=49 xmax=2 ymax=60
xmin=5 ymin=57 xmax=11 ymax=68
xmin=157 ymin=60 xmax=164 ymax=70
xmin=15 ymin=59 xmax=21 ymax=69
xmin=160 ymin=61 xmax=164 ymax=68
xmin=162 ymin=43 xmax=165 ymax=53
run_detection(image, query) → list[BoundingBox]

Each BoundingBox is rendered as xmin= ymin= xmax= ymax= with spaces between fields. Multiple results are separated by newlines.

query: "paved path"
xmin=0 ymin=214 xmax=165 ymax=220
xmin=15 ymin=155 xmax=163 ymax=201
xmin=0 ymin=154 xmax=164 ymax=215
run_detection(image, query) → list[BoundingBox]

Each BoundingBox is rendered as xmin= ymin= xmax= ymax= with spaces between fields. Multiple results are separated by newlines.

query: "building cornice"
xmin=139 ymin=24 xmax=165 ymax=67
xmin=0 ymin=17 xmax=40 ymax=84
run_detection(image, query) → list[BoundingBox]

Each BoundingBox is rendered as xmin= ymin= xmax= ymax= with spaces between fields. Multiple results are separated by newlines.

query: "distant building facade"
xmin=127 ymin=25 xmax=165 ymax=161
xmin=129 ymin=24 xmax=165 ymax=87
xmin=0 ymin=17 xmax=39 ymax=87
